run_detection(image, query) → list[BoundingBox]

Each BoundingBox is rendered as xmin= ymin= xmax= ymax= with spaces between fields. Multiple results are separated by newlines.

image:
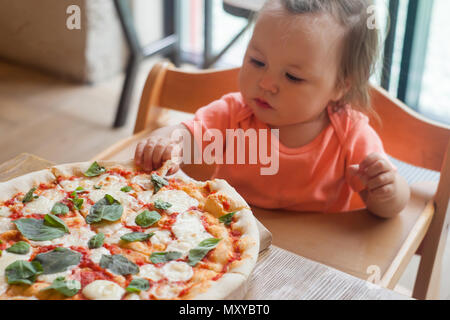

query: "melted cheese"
xmin=89 ymin=247 xmax=110 ymax=264
xmin=37 ymin=267 xmax=74 ymax=283
xmin=150 ymin=283 xmax=183 ymax=300
xmin=171 ymin=210 xmax=212 ymax=247
xmin=92 ymin=174 xmax=128 ymax=190
xmin=96 ymin=222 xmax=129 ymax=244
xmin=0 ymin=217 xmax=14 ymax=234
xmin=23 ymin=188 xmax=64 ymax=215
xmin=149 ymin=229 xmax=172 ymax=247
xmin=151 ymin=190 xmax=199 ymax=214
xmin=0 ymin=206 xmax=11 ymax=218
xmin=165 ymin=240 xmax=193 ymax=258
xmin=137 ymin=191 xmax=153 ymax=204
xmin=88 ymin=189 xmax=139 ymax=211
xmin=59 ymin=178 xmax=95 ymax=192
xmin=161 ymin=261 xmax=193 ymax=282
xmin=131 ymin=175 xmax=154 ymax=191
xmin=82 ymin=280 xmax=125 ymax=300
xmin=137 ymin=264 xmax=163 ymax=281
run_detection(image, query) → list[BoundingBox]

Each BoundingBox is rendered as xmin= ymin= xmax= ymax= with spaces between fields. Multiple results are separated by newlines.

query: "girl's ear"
xmin=332 ymin=79 xmax=351 ymax=102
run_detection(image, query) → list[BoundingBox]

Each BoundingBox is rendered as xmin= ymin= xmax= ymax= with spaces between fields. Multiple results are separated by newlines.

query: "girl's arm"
xmin=349 ymin=153 xmax=411 ymax=218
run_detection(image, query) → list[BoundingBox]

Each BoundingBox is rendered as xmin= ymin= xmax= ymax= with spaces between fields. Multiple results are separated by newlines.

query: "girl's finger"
xmin=366 ymin=171 xmax=395 ymax=191
xmin=134 ymin=142 xmax=145 ymax=167
xmin=152 ymin=140 xmax=168 ymax=170
xmin=143 ymin=139 xmax=158 ymax=172
xmin=365 ymin=159 xmax=391 ymax=178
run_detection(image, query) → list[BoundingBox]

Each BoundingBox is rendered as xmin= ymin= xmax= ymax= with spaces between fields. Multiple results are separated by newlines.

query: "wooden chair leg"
xmin=413 ymin=141 xmax=450 ymax=300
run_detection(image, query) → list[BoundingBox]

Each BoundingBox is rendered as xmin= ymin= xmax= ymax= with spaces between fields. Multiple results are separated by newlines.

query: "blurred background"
xmin=0 ymin=0 xmax=449 ymax=299
xmin=0 ymin=0 xmax=448 ymax=163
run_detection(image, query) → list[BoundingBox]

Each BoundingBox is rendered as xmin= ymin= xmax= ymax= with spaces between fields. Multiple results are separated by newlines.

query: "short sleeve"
xmin=343 ymin=118 xmax=392 ymax=192
xmin=181 ymin=93 xmax=242 ymax=155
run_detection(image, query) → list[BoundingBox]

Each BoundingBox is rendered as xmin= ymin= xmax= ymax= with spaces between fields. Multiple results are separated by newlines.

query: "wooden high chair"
xmin=94 ymin=61 xmax=450 ymax=300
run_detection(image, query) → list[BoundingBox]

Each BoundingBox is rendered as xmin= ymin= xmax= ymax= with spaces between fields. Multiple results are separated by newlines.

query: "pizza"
xmin=0 ymin=160 xmax=259 ymax=300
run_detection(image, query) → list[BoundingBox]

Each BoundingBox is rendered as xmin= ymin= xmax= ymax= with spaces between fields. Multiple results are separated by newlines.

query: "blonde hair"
xmin=262 ymin=0 xmax=381 ymax=114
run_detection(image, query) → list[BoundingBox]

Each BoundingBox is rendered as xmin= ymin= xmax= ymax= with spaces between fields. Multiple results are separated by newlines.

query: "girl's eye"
xmin=250 ymin=58 xmax=265 ymax=68
xmin=285 ymin=73 xmax=303 ymax=83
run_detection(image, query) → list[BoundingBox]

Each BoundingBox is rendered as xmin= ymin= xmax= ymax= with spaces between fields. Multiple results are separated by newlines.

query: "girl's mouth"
xmin=254 ymin=98 xmax=273 ymax=110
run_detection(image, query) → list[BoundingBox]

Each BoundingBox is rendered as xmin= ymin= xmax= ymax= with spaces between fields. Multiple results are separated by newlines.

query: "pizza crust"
xmin=0 ymin=169 xmax=56 ymax=202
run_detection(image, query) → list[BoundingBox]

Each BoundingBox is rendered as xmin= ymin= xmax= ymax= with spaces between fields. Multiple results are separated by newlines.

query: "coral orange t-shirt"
xmin=182 ymin=92 xmax=389 ymax=212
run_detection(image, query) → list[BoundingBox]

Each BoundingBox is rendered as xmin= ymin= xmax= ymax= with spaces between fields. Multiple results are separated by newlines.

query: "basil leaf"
xmin=75 ymin=187 xmax=85 ymax=193
xmin=120 ymin=232 xmax=153 ymax=242
xmin=150 ymin=251 xmax=182 ymax=264
xmin=33 ymin=248 xmax=81 ymax=274
xmin=6 ymin=241 xmax=30 ymax=255
xmin=151 ymin=174 xmax=168 ymax=193
xmin=44 ymin=214 xmax=70 ymax=234
xmin=71 ymin=198 xmax=84 ymax=211
xmin=99 ymin=254 xmax=139 ymax=276
xmin=43 ymin=277 xmax=81 ymax=297
xmin=219 ymin=211 xmax=236 ymax=226
xmin=94 ymin=185 xmax=102 ymax=189
xmin=120 ymin=186 xmax=132 ymax=193
xmin=188 ymin=238 xmax=221 ymax=267
xmin=5 ymin=260 xmax=43 ymax=285
xmin=126 ymin=278 xmax=150 ymax=293
xmin=69 ymin=191 xmax=84 ymax=211
xmin=51 ymin=202 xmax=69 ymax=215
xmin=14 ymin=218 xmax=66 ymax=241
xmin=83 ymin=162 xmax=106 ymax=177
xmin=88 ymin=233 xmax=105 ymax=249
xmin=86 ymin=195 xmax=123 ymax=224
xmin=135 ymin=210 xmax=161 ymax=228
xmin=22 ymin=187 xmax=37 ymax=203
xmin=153 ymin=199 xmax=172 ymax=211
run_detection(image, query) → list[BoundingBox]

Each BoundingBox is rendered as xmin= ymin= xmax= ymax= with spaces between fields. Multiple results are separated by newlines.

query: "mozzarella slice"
xmin=165 ymin=240 xmax=193 ymax=259
xmin=82 ymin=280 xmax=125 ymax=300
xmin=151 ymin=190 xmax=199 ymax=214
xmin=171 ymin=210 xmax=212 ymax=247
xmin=137 ymin=264 xmax=163 ymax=282
xmin=161 ymin=261 xmax=193 ymax=282
xmin=149 ymin=229 xmax=172 ymax=247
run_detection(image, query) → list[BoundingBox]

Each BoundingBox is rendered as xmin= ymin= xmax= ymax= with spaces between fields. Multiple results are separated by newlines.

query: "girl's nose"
xmin=258 ymin=73 xmax=278 ymax=94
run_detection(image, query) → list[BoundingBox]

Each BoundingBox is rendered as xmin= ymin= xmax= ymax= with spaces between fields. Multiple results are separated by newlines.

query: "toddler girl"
xmin=134 ymin=0 xmax=410 ymax=218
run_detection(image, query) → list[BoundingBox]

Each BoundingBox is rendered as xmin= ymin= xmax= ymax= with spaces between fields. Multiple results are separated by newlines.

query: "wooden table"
xmin=0 ymin=153 xmax=412 ymax=300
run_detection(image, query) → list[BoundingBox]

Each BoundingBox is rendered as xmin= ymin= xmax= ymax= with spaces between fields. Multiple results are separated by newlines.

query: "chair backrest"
xmin=135 ymin=61 xmax=450 ymax=173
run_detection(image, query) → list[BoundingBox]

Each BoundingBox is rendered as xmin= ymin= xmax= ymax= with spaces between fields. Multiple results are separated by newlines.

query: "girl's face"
xmin=239 ymin=6 xmax=347 ymax=128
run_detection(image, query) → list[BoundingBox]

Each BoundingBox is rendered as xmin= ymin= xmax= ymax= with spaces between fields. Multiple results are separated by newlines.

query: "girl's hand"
xmin=348 ymin=152 xmax=396 ymax=200
xmin=348 ymin=152 xmax=410 ymax=218
xmin=134 ymin=130 xmax=183 ymax=174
